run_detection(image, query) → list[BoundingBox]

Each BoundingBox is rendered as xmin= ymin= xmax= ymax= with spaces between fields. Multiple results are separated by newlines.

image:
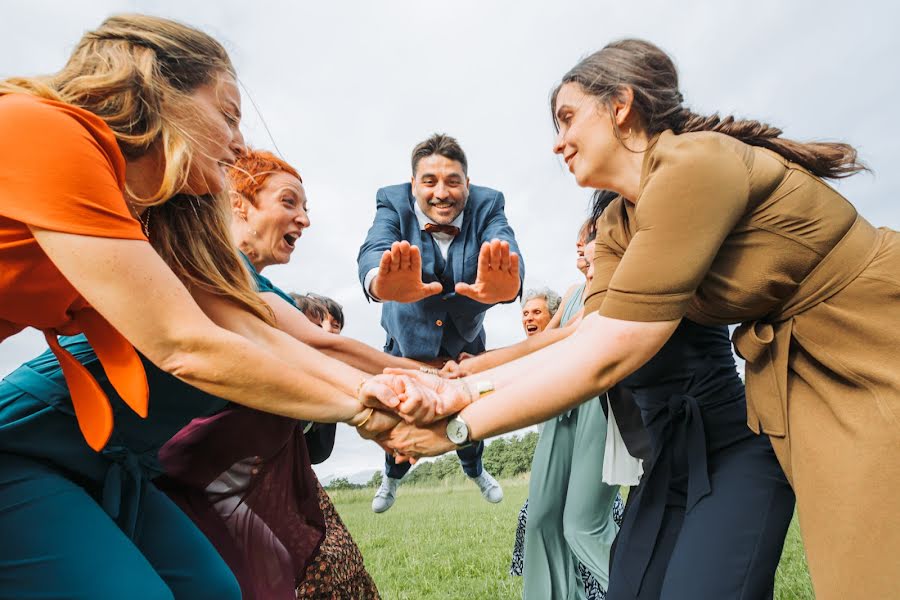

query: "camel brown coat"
xmin=585 ymin=130 xmax=900 ymax=599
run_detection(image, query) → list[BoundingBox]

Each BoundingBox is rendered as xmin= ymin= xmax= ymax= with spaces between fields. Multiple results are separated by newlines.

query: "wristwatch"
xmin=446 ymin=415 xmax=472 ymax=447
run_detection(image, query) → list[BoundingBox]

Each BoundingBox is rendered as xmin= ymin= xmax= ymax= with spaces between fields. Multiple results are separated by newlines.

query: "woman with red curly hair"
xmin=160 ymin=149 xmax=443 ymax=599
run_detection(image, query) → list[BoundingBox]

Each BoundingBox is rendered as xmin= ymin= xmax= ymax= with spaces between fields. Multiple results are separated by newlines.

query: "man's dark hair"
xmin=289 ymin=292 xmax=327 ymax=326
xmin=306 ymin=293 xmax=345 ymax=330
xmin=411 ymin=133 xmax=468 ymax=176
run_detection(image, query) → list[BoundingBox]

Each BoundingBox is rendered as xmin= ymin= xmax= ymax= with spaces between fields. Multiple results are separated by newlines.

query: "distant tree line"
xmin=323 ymin=431 xmax=540 ymax=490
xmin=325 ymin=476 xmax=367 ymax=491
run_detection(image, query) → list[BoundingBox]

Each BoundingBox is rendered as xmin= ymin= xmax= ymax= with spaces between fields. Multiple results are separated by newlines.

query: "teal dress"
xmin=243 ymin=253 xmax=296 ymax=305
xmin=0 ymin=262 xmax=287 ymax=598
xmin=522 ymin=283 xmax=621 ymax=600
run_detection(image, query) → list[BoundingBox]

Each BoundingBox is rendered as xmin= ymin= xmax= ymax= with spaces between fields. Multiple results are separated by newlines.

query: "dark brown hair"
xmin=289 ymin=293 xmax=327 ymax=326
xmin=306 ymin=293 xmax=344 ymax=330
xmin=585 ymin=189 xmax=619 ymax=242
xmin=411 ymin=133 xmax=468 ymax=176
xmin=552 ymin=39 xmax=866 ymax=179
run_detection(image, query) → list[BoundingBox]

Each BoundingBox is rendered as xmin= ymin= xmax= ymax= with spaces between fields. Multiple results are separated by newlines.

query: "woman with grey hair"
xmin=508 ymin=212 xmax=624 ymax=600
xmin=521 ymin=287 xmax=562 ymax=337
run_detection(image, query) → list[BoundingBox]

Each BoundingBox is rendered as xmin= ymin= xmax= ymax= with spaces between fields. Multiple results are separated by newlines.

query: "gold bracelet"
xmin=354 ymin=407 xmax=375 ymax=429
xmin=461 ymin=378 xmax=478 ymax=404
xmin=355 ymin=378 xmax=368 ymax=398
xmin=461 ymin=377 xmax=495 ymax=404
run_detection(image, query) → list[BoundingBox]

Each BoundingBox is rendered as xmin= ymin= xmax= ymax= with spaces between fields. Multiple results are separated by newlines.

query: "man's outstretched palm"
xmin=455 ymin=239 xmax=521 ymax=304
xmin=371 ymin=240 xmax=444 ymax=303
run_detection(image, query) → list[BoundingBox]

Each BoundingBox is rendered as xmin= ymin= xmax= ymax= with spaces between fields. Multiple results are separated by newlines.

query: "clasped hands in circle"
xmin=355 ymin=367 xmax=474 ymax=463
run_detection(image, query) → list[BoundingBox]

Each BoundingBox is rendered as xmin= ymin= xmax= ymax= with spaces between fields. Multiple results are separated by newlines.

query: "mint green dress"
xmin=522 ymin=283 xmax=620 ymax=600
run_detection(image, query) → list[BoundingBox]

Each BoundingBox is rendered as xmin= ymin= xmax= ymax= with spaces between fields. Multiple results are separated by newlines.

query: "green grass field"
xmin=330 ymin=478 xmax=813 ymax=600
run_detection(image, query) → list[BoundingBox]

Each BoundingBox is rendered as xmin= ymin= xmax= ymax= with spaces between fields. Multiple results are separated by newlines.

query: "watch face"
xmin=446 ymin=419 xmax=468 ymax=444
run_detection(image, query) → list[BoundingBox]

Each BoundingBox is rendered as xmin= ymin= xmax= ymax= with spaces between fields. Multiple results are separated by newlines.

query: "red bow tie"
xmin=424 ymin=223 xmax=460 ymax=236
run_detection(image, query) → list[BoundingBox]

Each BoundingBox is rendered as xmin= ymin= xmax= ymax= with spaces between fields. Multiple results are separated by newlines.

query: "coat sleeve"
xmin=356 ymin=188 xmax=403 ymax=300
xmin=584 ymin=134 xmax=750 ymax=321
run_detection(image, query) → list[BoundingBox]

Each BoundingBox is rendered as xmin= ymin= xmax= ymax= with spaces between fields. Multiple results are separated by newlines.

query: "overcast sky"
xmin=1 ymin=1 xmax=898 ymax=479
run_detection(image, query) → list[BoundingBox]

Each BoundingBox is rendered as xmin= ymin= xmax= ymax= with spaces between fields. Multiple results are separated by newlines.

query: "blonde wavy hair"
xmin=0 ymin=14 xmax=273 ymax=324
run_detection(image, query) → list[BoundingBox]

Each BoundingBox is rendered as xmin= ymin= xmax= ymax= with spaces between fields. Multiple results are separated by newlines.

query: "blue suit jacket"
xmin=357 ymin=183 xmax=524 ymax=360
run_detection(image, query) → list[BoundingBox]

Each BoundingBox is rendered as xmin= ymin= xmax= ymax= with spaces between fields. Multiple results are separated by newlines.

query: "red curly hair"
xmin=228 ymin=148 xmax=302 ymax=203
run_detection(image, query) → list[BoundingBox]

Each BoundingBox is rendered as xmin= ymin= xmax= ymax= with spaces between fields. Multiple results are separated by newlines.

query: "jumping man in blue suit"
xmin=358 ymin=133 xmax=524 ymax=512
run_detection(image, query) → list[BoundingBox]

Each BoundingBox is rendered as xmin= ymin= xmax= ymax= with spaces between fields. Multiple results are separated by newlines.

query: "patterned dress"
xmin=510 ymin=494 xmax=626 ymax=599
xmin=296 ymin=482 xmax=380 ymax=599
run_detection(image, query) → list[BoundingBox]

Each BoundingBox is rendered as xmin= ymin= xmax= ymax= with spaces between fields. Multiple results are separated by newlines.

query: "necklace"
xmin=139 ymin=207 xmax=152 ymax=238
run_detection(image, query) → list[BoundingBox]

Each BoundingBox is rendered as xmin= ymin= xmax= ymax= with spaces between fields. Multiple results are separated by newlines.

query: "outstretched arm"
xmin=262 ymin=291 xmax=422 ymax=373
xmin=382 ymin=314 xmax=678 ymax=458
xmin=191 ymin=288 xmax=403 ymax=440
xmin=31 ymin=229 xmax=388 ymax=429
xmin=455 ymin=325 xmax=575 ymax=376
xmin=460 ymin=314 xmax=677 ymax=438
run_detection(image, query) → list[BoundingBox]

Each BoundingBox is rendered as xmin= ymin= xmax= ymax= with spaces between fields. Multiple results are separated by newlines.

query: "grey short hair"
xmin=521 ymin=287 xmax=562 ymax=316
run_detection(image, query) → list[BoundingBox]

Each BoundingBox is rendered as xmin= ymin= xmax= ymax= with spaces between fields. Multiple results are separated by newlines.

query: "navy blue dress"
xmin=607 ymin=320 xmax=795 ymax=600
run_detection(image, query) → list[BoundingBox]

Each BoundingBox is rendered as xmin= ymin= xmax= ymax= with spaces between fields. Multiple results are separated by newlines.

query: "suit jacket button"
xmin=436 ymin=319 xmax=443 ymax=327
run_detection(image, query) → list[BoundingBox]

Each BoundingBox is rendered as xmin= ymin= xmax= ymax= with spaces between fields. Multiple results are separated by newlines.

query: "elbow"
xmin=593 ymin=368 xmax=621 ymax=397
xmin=576 ymin=313 xmax=668 ymax=395
xmin=144 ymin=327 xmax=221 ymax=386
xmin=157 ymin=347 xmax=203 ymax=384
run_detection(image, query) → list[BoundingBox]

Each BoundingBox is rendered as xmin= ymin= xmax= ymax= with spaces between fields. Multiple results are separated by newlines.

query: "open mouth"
xmin=564 ymin=152 xmax=576 ymax=168
xmin=431 ymin=201 xmax=453 ymax=209
xmin=283 ymin=233 xmax=300 ymax=248
xmin=525 ymin=324 xmax=539 ymax=334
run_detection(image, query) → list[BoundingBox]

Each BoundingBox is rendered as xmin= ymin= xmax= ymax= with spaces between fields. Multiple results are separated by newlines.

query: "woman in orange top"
xmin=0 ymin=14 xmax=399 ymax=598
xmin=380 ymin=40 xmax=899 ymax=599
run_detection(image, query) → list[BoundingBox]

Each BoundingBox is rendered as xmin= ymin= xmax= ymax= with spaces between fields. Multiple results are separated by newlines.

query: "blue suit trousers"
xmin=385 ymin=440 xmax=484 ymax=479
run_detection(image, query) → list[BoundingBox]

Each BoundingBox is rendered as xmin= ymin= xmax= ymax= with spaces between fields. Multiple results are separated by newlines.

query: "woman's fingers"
xmin=359 ymin=375 xmax=402 ymax=409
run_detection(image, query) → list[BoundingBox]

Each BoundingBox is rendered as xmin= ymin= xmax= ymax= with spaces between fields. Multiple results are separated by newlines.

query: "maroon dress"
xmin=157 ymin=406 xmax=325 ymax=599
xmin=158 ymin=405 xmax=380 ymax=599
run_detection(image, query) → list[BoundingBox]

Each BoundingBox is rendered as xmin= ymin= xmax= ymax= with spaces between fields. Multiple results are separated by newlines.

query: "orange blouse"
xmin=0 ymin=93 xmax=150 ymax=450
